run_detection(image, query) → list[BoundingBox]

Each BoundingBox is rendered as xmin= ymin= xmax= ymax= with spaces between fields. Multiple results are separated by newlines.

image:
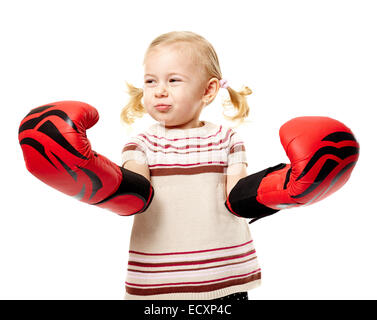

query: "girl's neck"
xmin=164 ymin=119 xmax=204 ymax=130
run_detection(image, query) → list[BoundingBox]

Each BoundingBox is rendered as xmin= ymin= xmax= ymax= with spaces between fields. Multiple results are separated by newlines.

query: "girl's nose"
xmin=155 ymin=83 xmax=168 ymax=97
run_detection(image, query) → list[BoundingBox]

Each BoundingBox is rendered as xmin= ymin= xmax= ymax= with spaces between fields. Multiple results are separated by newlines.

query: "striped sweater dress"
xmin=121 ymin=121 xmax=261 ymax=300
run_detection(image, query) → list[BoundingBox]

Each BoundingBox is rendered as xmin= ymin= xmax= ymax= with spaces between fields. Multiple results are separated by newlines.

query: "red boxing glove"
xmin=225 ymin=117 xmax=359 ymax=223
xmin=18 ymin=101 xmax=154 ymax=216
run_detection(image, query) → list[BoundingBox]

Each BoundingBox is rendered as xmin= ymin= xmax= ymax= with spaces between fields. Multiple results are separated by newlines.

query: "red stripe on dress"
xmin=143 ymin=144 xmax=230 ymax=156
xmin=128 ymin=257 xmax=257 ymax=274
xmin=122 ymin=144 xmax=140 ymax=152
xmin=126 ymin=268 xmax=261 ymax=288
xmin=149 ymin=161 xmax=227 ymax=168
xmin=126 ymin=272 xmax=261 ymax=295
xmin=229 ymin=142 xmax=246 ymax=154
xmin=128 ymin=250 xmax=256 ymax=268
xmin=150 ymin=165 xmax=225 ymax=176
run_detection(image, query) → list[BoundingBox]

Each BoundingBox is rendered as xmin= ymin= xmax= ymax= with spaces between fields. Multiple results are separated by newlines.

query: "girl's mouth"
xmin=155 ymin=104 xmax=171 ymax=112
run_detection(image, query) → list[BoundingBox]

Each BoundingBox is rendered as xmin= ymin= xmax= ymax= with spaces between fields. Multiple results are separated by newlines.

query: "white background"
xmin=1 ymin=0 xmax=376 ymax=299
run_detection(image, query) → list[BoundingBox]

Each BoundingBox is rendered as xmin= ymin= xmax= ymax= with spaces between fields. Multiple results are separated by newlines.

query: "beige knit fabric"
xmin=121 ymin=121 xmax=261 ymax=300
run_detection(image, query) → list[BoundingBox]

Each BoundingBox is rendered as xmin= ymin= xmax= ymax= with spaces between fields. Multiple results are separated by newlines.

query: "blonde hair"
xmin=121 ymin=31 xmax=252 ymax=125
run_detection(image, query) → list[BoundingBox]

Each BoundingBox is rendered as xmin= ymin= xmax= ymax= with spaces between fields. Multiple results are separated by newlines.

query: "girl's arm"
xmin=123 ymin=160 xmax=151 ymax=182
xmin=226 ymin=163 xmax=248 ymax=197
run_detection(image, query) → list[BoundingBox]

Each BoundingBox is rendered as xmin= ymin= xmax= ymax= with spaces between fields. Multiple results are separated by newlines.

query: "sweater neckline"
xmin=149 ymin=121 xmax=216 ymax=139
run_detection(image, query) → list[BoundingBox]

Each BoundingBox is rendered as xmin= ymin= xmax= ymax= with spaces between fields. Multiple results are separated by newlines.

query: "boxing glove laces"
xmin=225 ymin=116 xmax=359 ymax=223
xmin=18 ymin=101 xmax=154 ymax=216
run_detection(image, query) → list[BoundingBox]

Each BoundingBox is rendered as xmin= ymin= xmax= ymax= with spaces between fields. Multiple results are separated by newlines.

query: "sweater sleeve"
xmin=121 ymin=135 xmax=148 ymax=167
xmin=227 ymin=130 xmax=248 ymax=167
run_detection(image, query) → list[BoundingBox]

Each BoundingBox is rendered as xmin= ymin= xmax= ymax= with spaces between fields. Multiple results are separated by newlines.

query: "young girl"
xmin=120 ymin=31 xmax=259 ymax=300
xmin=17 ymin=31 xmax=359 ymax=301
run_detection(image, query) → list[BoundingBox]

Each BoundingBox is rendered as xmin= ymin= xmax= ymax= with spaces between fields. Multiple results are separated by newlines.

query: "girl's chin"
xmin=148 ymin=112 xmax=196 ymax=129
xmin=156 ymin=118 xmax=183 ymax=129
xmin=150 ymin=114 xmax=176 ymax=126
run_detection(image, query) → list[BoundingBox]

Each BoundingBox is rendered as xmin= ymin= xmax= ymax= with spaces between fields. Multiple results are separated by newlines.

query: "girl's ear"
xmin=202 ymin=78 xmax=220 ymax=104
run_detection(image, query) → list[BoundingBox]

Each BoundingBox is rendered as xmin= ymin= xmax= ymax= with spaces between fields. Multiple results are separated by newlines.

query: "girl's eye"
xmin=144 ymin=79 xmax=181 ymax=84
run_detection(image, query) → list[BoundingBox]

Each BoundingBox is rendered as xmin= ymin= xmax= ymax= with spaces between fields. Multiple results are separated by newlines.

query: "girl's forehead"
xmin=144 ymin=43 xmax=204 ymax=74
xmin=146 ymin=43 xmax=194 ymax=61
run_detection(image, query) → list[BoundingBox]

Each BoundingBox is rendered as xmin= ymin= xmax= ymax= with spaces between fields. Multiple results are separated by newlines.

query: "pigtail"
xmin=120 ymin=82 xmax=146 ymax=125
xmin=221 ymin=85 xmax=252 ymax=123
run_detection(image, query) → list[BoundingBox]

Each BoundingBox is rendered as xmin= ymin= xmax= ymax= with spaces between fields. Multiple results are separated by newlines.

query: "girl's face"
xmin=143 ymin=43 xmax=208 ymax=129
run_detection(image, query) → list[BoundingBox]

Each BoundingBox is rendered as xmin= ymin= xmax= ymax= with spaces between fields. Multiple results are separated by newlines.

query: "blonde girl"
xmin=121 ymin=31 xmax=259 ymax=300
